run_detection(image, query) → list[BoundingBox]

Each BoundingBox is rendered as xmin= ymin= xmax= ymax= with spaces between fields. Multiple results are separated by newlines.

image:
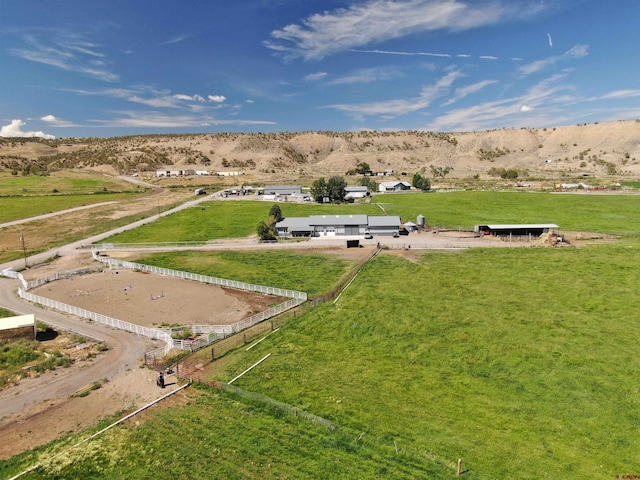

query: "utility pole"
xmin=19 ymin=231 xmax=27 ymax=268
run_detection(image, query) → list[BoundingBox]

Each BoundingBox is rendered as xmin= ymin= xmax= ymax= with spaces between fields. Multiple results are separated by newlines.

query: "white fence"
xmin=92 ymin=250 xmax=307 ymax=301
xmin=2 ymin=256 xmax=308 ymax=359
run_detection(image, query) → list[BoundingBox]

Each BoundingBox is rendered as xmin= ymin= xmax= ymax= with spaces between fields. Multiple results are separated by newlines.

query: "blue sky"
xmin=1 ymin=0 xmax=639 ymax=139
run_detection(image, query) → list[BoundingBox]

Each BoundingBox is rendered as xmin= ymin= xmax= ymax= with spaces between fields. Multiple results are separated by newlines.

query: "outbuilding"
xmin=263 ymin=185 xmax=303 ymax=196
xmin=0 ymin=314 xmax=36 ymax=342
xmin=474 ymin=224 xmax=559 ymax=237
xmin=344 ymin=186 xmax=369 ymax=199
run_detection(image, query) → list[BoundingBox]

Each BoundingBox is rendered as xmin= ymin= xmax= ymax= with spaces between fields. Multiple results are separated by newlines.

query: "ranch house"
xmin=378 ymin=181 xmax=412 ymax=192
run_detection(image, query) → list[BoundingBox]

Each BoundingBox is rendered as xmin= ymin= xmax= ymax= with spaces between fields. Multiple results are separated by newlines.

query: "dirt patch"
xmin=0 ymin=367 xmax=185 ymax=460
xmin=31 ymin=269 xmax=280 ymax=328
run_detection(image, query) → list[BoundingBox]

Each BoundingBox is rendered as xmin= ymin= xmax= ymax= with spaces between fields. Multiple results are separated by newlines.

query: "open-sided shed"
xmin=474 ymin=224 xmax=559 ymax=237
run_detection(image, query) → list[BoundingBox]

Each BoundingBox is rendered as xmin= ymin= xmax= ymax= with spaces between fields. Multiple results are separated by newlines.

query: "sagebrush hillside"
xmin=1 ymin=120 xmax=639 ymax=181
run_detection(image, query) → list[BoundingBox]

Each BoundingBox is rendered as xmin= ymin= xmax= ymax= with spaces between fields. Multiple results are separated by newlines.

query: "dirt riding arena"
xmin=31 ymin=269 xmax=279 ymax=328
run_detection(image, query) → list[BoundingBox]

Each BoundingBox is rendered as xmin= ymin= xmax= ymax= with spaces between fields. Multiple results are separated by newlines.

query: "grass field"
xmin=2 ymin=191 xmax=640 ymax=478
xmin=0 ymin=193 xmax=142 ymax=224
xmin=136 ymin=249 xmax=361 ymax=297
xmin=103 ymin=200 xmax=384 ymax=243
xmin=376 ymin=191 xmax=640 ymax=237
xmin=0 ymin=170 xmax=139 ymax=196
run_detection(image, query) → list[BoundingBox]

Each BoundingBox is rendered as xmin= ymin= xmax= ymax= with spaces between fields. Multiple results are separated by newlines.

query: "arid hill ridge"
xmin=1 ymin=120 xmax=639 ymax=181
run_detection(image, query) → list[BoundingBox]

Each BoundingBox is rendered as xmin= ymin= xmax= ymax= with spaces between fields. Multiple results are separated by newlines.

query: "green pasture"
xmin=103 ymin=200 xmax=383 ymax=243
xmin=0 ymin=171 xmax=137 ymax=196
xmin=375 ymin=191 xmax=640 ymax=236
xmin=136 ymin=249 xmax=361 ymax=297
xmin=0 ymin=386 xmax=451 ymax=479
xmin=0 ymin=193 xmax=140 ymax=224
xmin=4 ymin=192 xmax=640 ymax=478
xmin=216 ymin=245 xmax=640 ymax=479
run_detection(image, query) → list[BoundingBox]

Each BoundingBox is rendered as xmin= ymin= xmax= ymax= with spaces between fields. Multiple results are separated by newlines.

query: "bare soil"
xmin=31 ymin=269 xmax=280 ymax=328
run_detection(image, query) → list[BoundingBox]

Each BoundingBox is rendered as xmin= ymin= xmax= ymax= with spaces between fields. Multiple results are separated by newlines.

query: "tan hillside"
xmin=1 ymin=120 xmax=639 ymax=182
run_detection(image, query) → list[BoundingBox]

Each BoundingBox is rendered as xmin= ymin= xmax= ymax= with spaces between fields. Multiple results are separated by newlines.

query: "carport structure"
xmin=474 ymin=223 xmax=559 ymax=237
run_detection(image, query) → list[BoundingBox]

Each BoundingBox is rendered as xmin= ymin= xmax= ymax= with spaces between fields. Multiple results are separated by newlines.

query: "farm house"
xmin=378 ymin=181 xmax=411 ymax=192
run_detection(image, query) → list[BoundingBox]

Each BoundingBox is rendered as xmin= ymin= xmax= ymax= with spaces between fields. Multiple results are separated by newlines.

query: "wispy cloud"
xmin=9 ymin=28 xmax=119 ymax=82
xmin=265 ymin=0 xmax=547 ymax=60
xmin=304 ymin=72 xmax=328 ymax=81
xmin=327 ymin=70 xmax=463 ymax=119
xmin=91 ymin=111 xmax=275 ymax=128
xmin=602 ymin=89 xmax=640 ymax=100
xmin=68 ymin=87 xmax=226 ymax=109
xmin=425 ymin=74 xmax=582 ymax=131
xmin=329 ymin=67 xmax=403 ymax=85
xmin=518 ymin=43 xmax=589 ymax=76
xmin=442 ymin=79 xmax=497 ymax=106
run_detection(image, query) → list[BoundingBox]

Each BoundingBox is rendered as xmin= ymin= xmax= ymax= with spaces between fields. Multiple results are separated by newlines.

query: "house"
xmin=344 ymin=186 xmax=369 ymax=199
xmin=0 ymin=314 xmax=36 ymax=342
xmin=275 ymin=214 xmax=401 ymax=237
xmin=156 ymin=169 xmax=171 ymax=177
xmin=378 ymin=181 xmax=412 ymax=192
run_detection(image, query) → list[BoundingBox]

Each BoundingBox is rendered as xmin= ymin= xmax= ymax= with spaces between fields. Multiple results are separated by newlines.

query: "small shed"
xmin=0 ymin=314 xmax=36 ymax=342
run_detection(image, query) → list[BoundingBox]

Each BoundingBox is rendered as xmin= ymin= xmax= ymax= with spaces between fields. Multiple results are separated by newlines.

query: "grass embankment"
xmin=103 ymin=200 xmax=383 ymax=243
xmin=377 ymin=191 xmax=640 ymax=236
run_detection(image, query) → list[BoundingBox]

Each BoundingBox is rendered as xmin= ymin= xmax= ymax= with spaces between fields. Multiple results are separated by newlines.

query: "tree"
xmin=326 ymin=176 xmax=347 ymax=202
xmin=310 ymin=178 xmax=327 ymax=203
xmin=412 ymin=173 xmax=431 ymax=191
xmin=269 ymin=204 xmax=283 ymax=223
xmin=256 ymin=221 xmax=276 ymax=241
xmin=430 ymin=164 xmax=453 ymax=179
xmin=355 ymin=161 xmax=371 ymax=175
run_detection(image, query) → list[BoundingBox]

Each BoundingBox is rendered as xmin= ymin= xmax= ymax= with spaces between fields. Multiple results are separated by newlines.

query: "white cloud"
xmin=208 ymin=95 xmax=227 ymax=103
xmin=327 ymin=70 xmax=463 ymax=118
xmin=330 ymin=67 xmax=402 ymax=85
xmin=265 ymin=0 xmax=547 ymax=60
xmin=91 ymin=111 xmax=274 ymax=128
xmin=41 ymin=114 xmax=58 ymax=122
xmin=305 ymin=72 xmax=328 ymax=81
xmin=518 ymin=44 xmax=589 ymax=76
xmin=442 ymin=79 xmax=497 ymax=106
xmin=0 ymin=119 xmax=55 ymax=139
xmin=425 ymin=74 xmax=580 ymax=131
xmin=10 ymin=28 xmax=118 ymax=82
xmin=602 ymin=90 xmax=640 ymax=100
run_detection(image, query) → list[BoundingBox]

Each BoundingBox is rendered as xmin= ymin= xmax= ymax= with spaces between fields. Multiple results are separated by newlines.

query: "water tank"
xmin=417 ymin=214 xmax=425 ymax=229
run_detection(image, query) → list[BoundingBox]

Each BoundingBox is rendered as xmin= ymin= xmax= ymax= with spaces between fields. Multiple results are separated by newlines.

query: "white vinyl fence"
xmin=2 ymin=255 xmax=308 ymax=359
xmin=92 ymin=250 xmax=307 ymax=301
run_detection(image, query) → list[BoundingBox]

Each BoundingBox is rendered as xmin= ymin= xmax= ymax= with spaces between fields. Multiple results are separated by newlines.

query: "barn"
xmin=276 ymin=215 xmax=401 ymax=237
xmin=0 ymin=314 xmax=36 ymax=342
xmin=474 ymin=224 xmax=559 ymax=237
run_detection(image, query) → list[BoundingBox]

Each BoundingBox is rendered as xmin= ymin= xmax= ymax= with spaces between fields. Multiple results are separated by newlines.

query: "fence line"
xmin=92 ymin=250 xmax=307 ymax=301
xmin=2 ymin=257 xmax=308 ymax=361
